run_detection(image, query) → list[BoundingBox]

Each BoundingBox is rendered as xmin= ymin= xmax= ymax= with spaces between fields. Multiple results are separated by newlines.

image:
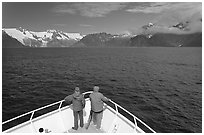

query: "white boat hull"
xmin=3 ymin=92 xmax=155 ymax=133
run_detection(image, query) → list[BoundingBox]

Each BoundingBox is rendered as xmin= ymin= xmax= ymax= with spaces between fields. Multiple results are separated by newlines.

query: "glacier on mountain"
xmin=2 ymin=28 xmax=84 ymax=47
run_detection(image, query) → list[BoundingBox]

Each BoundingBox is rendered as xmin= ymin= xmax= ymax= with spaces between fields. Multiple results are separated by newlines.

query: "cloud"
xmin=126 ymin=2 xmax=170 ymax=13
xmin=145 ymin=25 xmax=201 ymax=35
xmin=129 ymin=21 xmax=202 ymax=35
xmin=53 ymin=2 xmax=127 ymax=17
xmin=79 ymin=24 xmax=94 ymax=27
xmin=53 ymin=4 xmax=76 ymax=14
xmin=155 ymin=3 xmax=201 ymax=25
xmin=127 ymin=2 xmax=202 ymax=34
xmin=54 ymin=23 xmax=67 ymax=27
xmin=126 ymin=2 xmax=201 ymax=24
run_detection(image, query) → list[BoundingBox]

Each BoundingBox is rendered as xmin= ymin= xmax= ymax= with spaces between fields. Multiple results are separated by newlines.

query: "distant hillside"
xmin=2 ymin=30 xmax=26 ymax=48
xmin=130 ymin=33 xmax=202 ymax=47
xmin=106 ymin=36 xmax=131 ymax=47
xmin=2 ymin=25 xmax=202 ymax=48
xmin=74 ymin=32 xmax=131 ymax=47
xmin=74 ymin=32 xmax=113 ymax=47
xmin=74 ymin=32 xmax=202 ymax=47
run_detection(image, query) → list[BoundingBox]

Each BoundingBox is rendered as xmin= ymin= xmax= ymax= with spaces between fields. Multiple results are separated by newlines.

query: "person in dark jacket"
xmin=88 ymin=86 xmax=110 ymax=130
xmin=64 ymin=87 xmax=85 ymax=130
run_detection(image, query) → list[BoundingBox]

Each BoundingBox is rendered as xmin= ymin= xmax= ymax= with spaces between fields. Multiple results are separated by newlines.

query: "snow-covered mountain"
xmin=2 ymin=20 xmax=202 ymax=48
xmin=2 ymin=27 xmax=84 ymax=47
xmin=74 ymin=23 xmax=202 ymax=47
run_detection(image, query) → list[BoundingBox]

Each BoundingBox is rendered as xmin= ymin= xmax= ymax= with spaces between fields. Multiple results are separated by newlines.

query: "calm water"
xmin=2 ymin=47 xmax=202 ymax=132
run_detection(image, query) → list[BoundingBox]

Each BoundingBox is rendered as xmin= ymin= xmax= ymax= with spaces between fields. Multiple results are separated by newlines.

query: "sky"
xmin=2 ymin=1 xmax=202 ymax=35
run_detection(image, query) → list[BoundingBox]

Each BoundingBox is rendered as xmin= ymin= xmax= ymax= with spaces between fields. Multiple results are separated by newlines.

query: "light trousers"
xmin=92 ymin=111 xmax=103 ymax=129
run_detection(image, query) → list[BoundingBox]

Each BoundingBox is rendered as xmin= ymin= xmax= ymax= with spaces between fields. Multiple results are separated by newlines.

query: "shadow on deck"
xmin=65 ymin=122 xmax=104 ymax=133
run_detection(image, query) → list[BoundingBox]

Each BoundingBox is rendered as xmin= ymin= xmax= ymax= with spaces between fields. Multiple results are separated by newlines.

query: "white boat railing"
xmin=83 ymin=91 xmax=156 ymax=133
xmin=2 ymin=91 xmax=156 ymax=133
xmin=2 ymin=100 xmax=65 ymax=126
xmin=109 ymin=96 xmax=156 ymax=133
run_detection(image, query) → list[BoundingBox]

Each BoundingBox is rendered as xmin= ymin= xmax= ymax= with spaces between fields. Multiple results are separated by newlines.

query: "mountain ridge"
xmin=2 ymin=28 xmax=84 ymax=48
xmin=2 ymin=23 xmax=202 ymax=48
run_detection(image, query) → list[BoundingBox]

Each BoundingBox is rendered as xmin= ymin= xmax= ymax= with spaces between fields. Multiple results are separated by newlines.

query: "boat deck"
xmin=66 ymin=122 xmax=104 ymax=133
xmin=3 ymin=91 xmax=156 ymax=133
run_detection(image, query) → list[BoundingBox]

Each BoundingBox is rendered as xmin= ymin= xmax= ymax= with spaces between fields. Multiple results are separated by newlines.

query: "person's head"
xmin=93 ymin=86 xmax=99 ymax=92
xmin=74 ymin=87 xmax=80 ymax=95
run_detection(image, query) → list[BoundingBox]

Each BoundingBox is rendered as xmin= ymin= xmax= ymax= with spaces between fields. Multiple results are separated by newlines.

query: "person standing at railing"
xmin=86 ymin=86 xmax=110 ymax=130
xmin=64 ymin=87 xmax=85 ymax=131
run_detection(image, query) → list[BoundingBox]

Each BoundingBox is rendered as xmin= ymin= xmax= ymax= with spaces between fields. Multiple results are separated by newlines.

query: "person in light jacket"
xmin=88 ymin=86 xmax=110 ymax=130
xmin=64 ymin=87 xmax=85 ymax=130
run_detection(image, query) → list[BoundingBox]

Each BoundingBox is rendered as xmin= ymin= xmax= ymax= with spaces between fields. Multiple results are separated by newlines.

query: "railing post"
xmin=29 ymin=111 xmax=36 ymax=132
xmin=58 ymin=101 xmax=66 ymax=132
xmin=115 ymin=104 xmax=118 ymax=115
xmin=134 ymin=117 xmax=137 ymax=132
xmin=58 ymin=101 xmax=63 ymax=110
xmin=108 ymin=102 xmax=119 ymax=133
xmin=30 ymin=111 xmax=34 ymax=121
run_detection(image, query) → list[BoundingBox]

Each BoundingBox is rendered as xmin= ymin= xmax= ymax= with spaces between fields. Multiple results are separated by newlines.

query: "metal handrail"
xmin=108 ymin=99 xmax=156 ymax=133
xmin=83 ymin=91 xmax=156 ymax=133
xmin=2 ymin=92 xmax=95 ymax=126
xmin=2 ymin=100 xmax=65 ymax=125
xmin=3 ymin=91 xmax=156 ymax=133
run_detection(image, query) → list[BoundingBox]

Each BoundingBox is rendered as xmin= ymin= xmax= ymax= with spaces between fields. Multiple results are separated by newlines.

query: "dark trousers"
xmin=73 ymin=110 xmax=84 ymax=130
